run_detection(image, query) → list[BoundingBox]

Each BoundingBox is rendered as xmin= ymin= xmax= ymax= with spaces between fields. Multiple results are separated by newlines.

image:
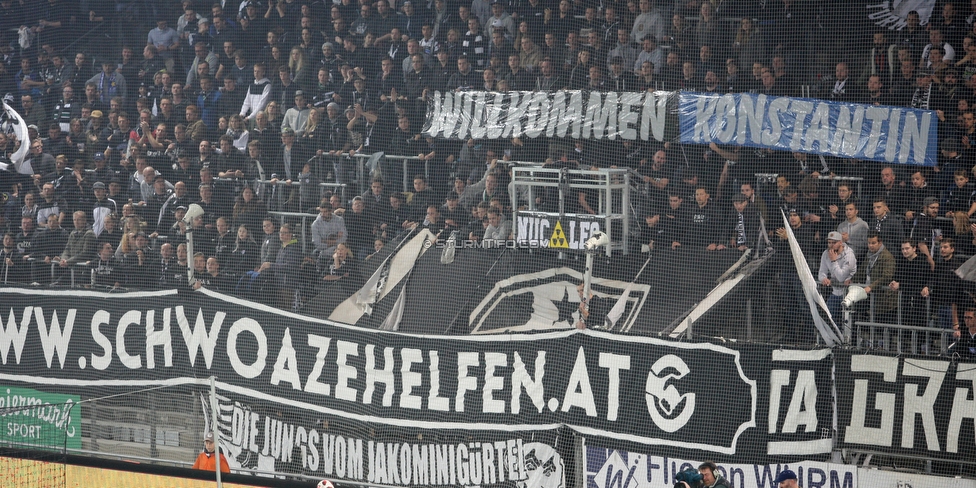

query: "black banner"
xmin=210 ymin=391 xmax=568 ymax=486
xmin=835 ymin=352 xmax=976 ymax=463
xmin=423 ymin=90 xmax=673 ymax=141
xmin=0 ymin=287 xmax=834 ymax=473
xmin=514 ymin=212 xmax=606 ymax=251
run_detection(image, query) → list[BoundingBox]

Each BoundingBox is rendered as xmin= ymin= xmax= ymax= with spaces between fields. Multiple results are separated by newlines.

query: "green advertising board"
xmin=0 ymin=386 xmax=81 ymax=450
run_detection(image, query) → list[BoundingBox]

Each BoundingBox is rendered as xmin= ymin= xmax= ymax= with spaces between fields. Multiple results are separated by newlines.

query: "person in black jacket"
xmin=680 ymin=187 xmax=724 ymax=250
xmin=447 ymin=56 xmax=480 ymax=90
xmin=153 ymin=242 xmax=187 ymax=290
xmin=90 ymin=241 xmax=123 ymax=289
xmin=256 ymin=223 xmax=304 ymax=310
xmin=698 ymin=462 xmax=732 ymax=488
xmin=193 ymin=256 xmax=236 ymax=293
xmin=225 ymin=225 xmax=260 ymax=278
xmin=922 ymin=238 xmax=969 ymax=331
xmin=870 ymin=198 xmax=906 ymax=252
xmin=607 ymin=56 xmax=640 ymax=91
xmin=890 ymin=240 xmax=932 ymax=328
xmin=727 ymin=193 xmax=761 ymax=251
xmin=949 ymin=308 xmax=976 ymax=357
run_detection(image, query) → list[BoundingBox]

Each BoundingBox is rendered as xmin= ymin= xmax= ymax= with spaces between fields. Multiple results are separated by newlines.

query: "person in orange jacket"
xmin=192 ymin=431 xmax=230 ymax=473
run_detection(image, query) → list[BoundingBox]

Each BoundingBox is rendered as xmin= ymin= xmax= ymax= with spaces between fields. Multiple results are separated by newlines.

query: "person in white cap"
xmin=819 ymin=230 xmax=857 ymax=321
xmin=192 ymin=431 xmax=230 ymax=473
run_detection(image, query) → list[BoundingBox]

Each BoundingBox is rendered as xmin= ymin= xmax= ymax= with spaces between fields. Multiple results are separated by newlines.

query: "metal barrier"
xmin=846 ymin=289 xmax=953 ymax=356
xmin=250 ymin=178 xmax=347 ymax=213
xmin=511 ymin=166 xmax=632 ymax=256
xmin=851 ymin=321 xmax=955 ymax=355
xmin=755 ymin=173 xmax=866 ymax=199
xmin=267 ymin=211 xmax=319 ymax=255
xmin=382 ymin=154 xmax=427 ymax=193
xmin=273 ymin=152 xmax=423 ymax=196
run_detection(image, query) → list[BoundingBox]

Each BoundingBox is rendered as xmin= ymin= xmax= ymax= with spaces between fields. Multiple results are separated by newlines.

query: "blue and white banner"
xmin=584 ymin=447 xmax=857 ymax=488
xmin=678 ymin=92 xmax=938 ymax=166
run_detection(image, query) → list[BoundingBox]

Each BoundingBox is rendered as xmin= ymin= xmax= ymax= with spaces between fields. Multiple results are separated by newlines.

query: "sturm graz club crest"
xmin=468 ymin=267 xmax=650 ymax=334
xmin=866 ymin=0 xmax=935 ymax=30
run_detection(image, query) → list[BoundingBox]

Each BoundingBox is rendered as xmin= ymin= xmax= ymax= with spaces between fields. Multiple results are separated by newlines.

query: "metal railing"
xmin=755 ymin=173 xmax=866 ymax=199
xmin=382 ymin=154 xmax=427 ymax=193
xmin=511 ymin=166 xmax=632 ymax=256
xmin=847 ymin=289 xmax=954 ymax=356
xmin=248 ymin=178 xmax=347 ymax=213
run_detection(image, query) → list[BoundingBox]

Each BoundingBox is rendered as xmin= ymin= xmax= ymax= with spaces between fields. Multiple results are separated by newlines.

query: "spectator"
xmin=34 ymin=214 xmax=68 ymax=282
xmin=20 ymin=95 xmax=46 ymax=129
xmin=197 ymin=76 xmax=221 ymax=130
xmin=837 ymin=202 xmax=869 ymax=257
xmin=90 ymin=241 xmax=122 ymax=289
xmin=535 ymin=59 xmax=563 ymax=91
xmin=944 ymin=169 xmax=976 ymax=217
xmin=258 ymin=217 xmax=280 ymax=265
xmin=218 ymin=78 xmax=247 ymax=123
xmin=487 ymin=30 xmax=513 ymax=64
xmin=192 ymin=432 xmax=230 ymax=473
xmin=88 ymin=59 xmax=127 ymax=106
xmin=240 ymin=63 xmax=273 ymax=119
xmin=256 ymin=223 xmax=303 ymax=310
xmin=608 ymin=56 xmax=640 ymax=91
xmin=461 ymin=18 xmax=487 ymax=68
xmin=890 ymin=240 xmax=931 ymax=328
xmin=90 ymin=182 xmax=118 ymax=236
xmin=58 ymin=210 xmax=95 ymax=272
xmin=52 ymin=86 xmax=81 ymax=134
xmin=311 ymin=199 xmax=347 ymax=258
xmin=225 ymin=224 xmax=260 ymax=277
xmin=727 ymin=193 xmax=761 ymax=251
xmin=519 ymin=37 xmax=542 ymax=71
xmin=819 ymin=230 xmax=857 ymax=321
xmin=185 ymin=105 xmax=207 ymax=142
xmin=483 ymin=207 xmax=510 ymax=243
xmin=949 ymin=308 xmax=976 ymax=357
xmin=680 ymin=187 xmax=723 ymax=250
xmin=922 ymin=238 xmax=968 ymax=332
xmin=320 ymin=242 xmax=361 ymax=296
xmin=147 ymin=20 xmax=180 ymax=71
xmin=153 ymin=242 xmax=185 ymax=290
xmin=870 ymin=198 xmax=906 ymax=252
xmin=851 ymin=232 xmax=897 ymax=322
xmin=910 ymin=197 xmax=949 ymax=265
xmin=630 ymin=0 xmax=663 ymax=43
xmin=281 ymin=91 xmax=311 ymax=136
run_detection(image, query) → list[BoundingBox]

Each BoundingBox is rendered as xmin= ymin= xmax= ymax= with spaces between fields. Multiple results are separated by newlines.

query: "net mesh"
xmin=0 ymin=394 xmax=74 ymax=488
xmin=0 ymin=0 xmax=962 ymax=343
xmin=80 ymin=385 xmax=207 ymax=469
xmin=0 ymin=0 xmax=973 ymax=485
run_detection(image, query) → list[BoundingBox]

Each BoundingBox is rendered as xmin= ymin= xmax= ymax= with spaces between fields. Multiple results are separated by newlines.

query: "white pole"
xmin=210 ymin=376 xmax=223 ymax=488
xmin=186 ymin=230 xmax=195 ymax=285
xmin=582 ymin=251 xmax=594 ymax=324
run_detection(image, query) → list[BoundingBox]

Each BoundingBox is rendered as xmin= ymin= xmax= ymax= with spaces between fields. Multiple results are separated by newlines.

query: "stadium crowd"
xmin=0 ymin=0 xmax=973 ymax=340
